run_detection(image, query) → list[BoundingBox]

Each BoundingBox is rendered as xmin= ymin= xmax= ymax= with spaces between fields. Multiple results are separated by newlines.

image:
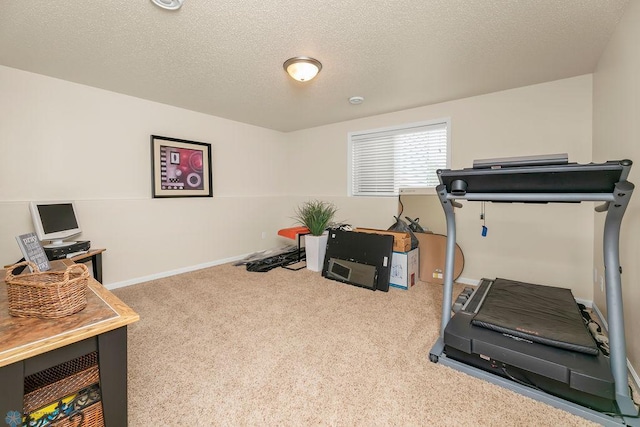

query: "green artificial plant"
xmin=294 ymin=200 xmax=337 ymax=236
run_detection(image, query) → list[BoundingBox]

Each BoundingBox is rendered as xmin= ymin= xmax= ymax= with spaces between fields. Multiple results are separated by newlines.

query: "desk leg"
xmin=0 ymin=362 xmax=24 ymax=423
xmin=93 ymin=253 xmax=103 ymax=283
xmin=98 ymin=327 xmax=128 ymax=427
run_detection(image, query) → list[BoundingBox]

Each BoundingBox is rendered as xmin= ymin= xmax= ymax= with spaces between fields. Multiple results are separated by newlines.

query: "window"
xmin=348 ymin=119 xmax=450 ymax=196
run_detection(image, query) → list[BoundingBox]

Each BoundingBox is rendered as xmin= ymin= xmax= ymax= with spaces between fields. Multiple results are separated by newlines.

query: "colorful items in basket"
xmin=4 ymin=261 xmax=89 ymax=318
xmin=23 ymin=384 xmax=101 ymax=427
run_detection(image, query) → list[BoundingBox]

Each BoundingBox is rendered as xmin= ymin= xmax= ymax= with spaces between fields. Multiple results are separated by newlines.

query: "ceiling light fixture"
xmin=151 ymin=0 xmax=184 ymax=10
xmin=283 ymin=57 xmax=322 ymax=82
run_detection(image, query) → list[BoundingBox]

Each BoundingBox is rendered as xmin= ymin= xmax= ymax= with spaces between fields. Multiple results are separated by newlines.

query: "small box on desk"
xmin=389 ymin=248 xmax=419 ymax=290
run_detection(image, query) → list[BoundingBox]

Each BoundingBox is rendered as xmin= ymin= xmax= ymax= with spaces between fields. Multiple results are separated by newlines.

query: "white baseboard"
xmin=591 ymin=301 xmax=609 ymax=330
xmin=591 ymin=302 xmax=640 ymax=392
xmin=105 ymin=253 xmax=250 ymax=290
xmin=455 ymin=276 xmax=480 ymax=286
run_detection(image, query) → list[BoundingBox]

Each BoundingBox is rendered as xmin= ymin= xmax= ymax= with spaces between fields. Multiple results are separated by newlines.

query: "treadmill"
xmin=427 ymin=155 xmax=639 ymax=426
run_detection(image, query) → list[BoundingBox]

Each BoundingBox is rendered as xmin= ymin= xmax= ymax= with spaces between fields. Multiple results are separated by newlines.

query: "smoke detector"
xmin=349 ymin=96 xmax=364 ymax=105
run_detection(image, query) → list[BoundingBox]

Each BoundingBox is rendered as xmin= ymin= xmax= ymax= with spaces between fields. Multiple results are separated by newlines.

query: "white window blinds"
xmin=349 ymin=120 xmax=449 ymax=196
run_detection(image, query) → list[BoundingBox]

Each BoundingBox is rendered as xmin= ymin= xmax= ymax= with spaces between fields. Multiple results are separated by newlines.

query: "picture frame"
xmin=151 ymin=135 xmax=213 ymax=198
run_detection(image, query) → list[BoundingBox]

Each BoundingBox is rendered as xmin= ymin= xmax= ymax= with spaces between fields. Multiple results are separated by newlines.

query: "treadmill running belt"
xmin=471 ymin=278 xmax=598 ymax=355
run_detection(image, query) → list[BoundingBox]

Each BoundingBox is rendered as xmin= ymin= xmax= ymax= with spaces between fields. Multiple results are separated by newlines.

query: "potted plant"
xmin=294 ymin=200 xmax=337 ymax=271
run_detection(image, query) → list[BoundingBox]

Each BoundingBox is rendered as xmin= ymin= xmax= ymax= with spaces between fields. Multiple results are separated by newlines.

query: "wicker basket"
xmin=4 ymin=260 xmax=89 ymax=318
xmin=24 ymin=353 xmax=100 ymax=414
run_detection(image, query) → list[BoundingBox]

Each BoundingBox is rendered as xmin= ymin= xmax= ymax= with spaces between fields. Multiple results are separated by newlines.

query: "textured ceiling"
xmin=0 ymin=1 xmax=629 ymax=132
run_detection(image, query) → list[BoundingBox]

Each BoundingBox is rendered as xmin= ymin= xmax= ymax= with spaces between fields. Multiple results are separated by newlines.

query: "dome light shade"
xmin=151 ymin=0 xmax=183 ymax=10
xmin=283 ymin=57 xmax=322 ymax=82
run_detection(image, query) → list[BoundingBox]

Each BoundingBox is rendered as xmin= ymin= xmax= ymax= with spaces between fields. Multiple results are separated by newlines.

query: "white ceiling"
xmin=0 ymin=1 xmax=629 ymax=132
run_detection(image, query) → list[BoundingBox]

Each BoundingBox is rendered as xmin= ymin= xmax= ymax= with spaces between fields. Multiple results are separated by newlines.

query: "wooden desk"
xmin=69 ymin=248 xmax=106 ymax=283
xmin=0 ymin=260 xmax=139 ymax=425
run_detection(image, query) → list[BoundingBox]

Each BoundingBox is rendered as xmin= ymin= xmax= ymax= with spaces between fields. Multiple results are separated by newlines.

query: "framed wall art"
xmin=151 ymin=135 xmax=213 ymax=198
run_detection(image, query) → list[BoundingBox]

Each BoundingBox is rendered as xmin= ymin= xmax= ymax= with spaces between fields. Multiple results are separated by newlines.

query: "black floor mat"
xmin=471 ymin=278 xmax=598 ymax=355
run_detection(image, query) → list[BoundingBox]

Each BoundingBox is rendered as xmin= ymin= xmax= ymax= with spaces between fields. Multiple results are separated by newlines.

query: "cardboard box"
xmin=389 ymin=248 xmax=419 ymax=290
xmin=415 ymin=233 xmax=464 ymax=284
xmin=355 ymin=228 xmax=412 ymax=252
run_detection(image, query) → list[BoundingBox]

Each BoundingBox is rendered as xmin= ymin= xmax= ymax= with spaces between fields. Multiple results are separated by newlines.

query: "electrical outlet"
xmin=261 ymin=231 xmax=266 ymax=239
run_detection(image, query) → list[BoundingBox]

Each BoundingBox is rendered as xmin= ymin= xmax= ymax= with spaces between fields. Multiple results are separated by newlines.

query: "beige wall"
xmin=592 ymin=1 xmax=640 ymax=379
xmin=0 ymin=65 xmax=292 ymax=284
xmin=1 ymin=66 xmax=594 ymax=301
xmin=286 ymin=75 xmax=595 ymax=298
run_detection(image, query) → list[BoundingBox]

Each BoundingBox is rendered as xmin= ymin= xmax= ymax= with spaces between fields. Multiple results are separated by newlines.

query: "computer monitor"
xmin=29 ymin=201 xmax=82 ymax=247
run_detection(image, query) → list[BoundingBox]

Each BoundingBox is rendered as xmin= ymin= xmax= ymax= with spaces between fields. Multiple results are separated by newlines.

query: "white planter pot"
xmin=304 ymin=233 xmax=329 ymax=272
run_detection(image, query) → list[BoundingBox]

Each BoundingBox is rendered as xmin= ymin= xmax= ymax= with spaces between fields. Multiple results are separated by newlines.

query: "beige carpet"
xmin=113 ymin=264 xmax=597 ymax=426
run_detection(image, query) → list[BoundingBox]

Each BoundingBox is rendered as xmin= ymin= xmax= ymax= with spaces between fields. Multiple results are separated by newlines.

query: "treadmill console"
xmin=437 ymin=159 xmax=631 ymax=196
